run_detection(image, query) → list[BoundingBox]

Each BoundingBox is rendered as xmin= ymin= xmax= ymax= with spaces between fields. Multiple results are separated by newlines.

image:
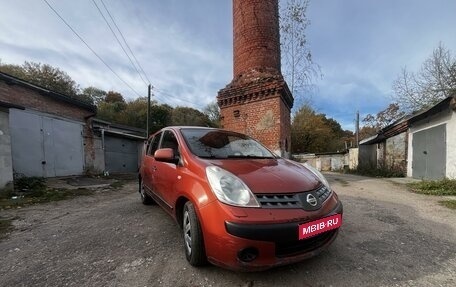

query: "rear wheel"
xmin=183 ymin=201 xmax=206 ymax=266
xmin=139 ymin=178 xmax=154 ymax=205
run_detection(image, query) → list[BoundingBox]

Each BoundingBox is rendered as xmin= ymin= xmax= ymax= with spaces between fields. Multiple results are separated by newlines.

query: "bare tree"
xmin=203 ymin=101 xmax=220 ymax=127
xmin=362 ymin=103 xmax=405 ymax=131
xmin=280 ymin=0 xmax=320 ymax=106
xmin=392 ymin=43 xmax=456 ymax=113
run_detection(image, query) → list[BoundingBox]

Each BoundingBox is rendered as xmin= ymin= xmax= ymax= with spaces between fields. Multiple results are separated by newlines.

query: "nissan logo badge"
xmin=306 ymin=194 xmax=318 ymax=207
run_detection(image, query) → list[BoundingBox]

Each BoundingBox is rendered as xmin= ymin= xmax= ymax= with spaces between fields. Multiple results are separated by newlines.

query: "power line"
xmin=91 ymin=0 xmax=148 ymax=87
xmin=154 ymin=87 xmax=201 ymax=107
xmin=100 ymin=0 xmax=152 ymax=85
xmin=42 ymin=0 xmax=143 ymax=98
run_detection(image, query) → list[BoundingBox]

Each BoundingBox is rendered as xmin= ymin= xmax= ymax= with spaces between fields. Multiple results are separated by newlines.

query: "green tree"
xmin=105 ymin=91 xmax=126 ymax=103
xmin=0 ymin=60 xmax=79 ymax=96
xmin=171 ymin=107 xmax=211 ymax=127
xmin=149 ymin=104 xmax=173 ymax=133
xmin=96 ymin=91 xmax=127 ymax=122
xmin=291 ymin=105 xmax=334 ymax=153
xmin=121 ymin=97 xmax=149 ymax=129
xmin=392 ymin=43 xmax=456 ymax=113
xmin=80 ymin=86 xmax=107 ymax=106
xmin=291 ymin=105 xmax=350 ymax=153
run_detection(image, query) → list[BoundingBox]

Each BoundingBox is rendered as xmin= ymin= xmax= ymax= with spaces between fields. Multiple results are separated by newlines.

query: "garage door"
xmin=104 ymin=135 xmax=139 ymax=173
xmin=9 ymin=109 xmax=84 ymax=177
xmin=412 ymin=124 xmax=446 ymax=179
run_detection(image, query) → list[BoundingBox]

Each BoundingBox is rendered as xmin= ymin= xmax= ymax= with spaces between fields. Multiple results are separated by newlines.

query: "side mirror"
xmin=154 ymin=148 xmax=179 ymax=164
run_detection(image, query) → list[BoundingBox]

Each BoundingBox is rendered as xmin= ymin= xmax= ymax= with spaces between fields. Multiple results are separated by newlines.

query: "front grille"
xmin=275 ymin=229 xmax=337 ymax=257
xmin=316 ymin=185 xmax=332 ymax=202
xmin=256 ymin=185 xmax=332 ymax=209
xmin=256 ymin=194 xmax=300 ymax=208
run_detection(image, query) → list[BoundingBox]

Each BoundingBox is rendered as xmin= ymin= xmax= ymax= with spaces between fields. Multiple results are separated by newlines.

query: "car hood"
xmin=204 ymin=158 xmax=321 ymax=194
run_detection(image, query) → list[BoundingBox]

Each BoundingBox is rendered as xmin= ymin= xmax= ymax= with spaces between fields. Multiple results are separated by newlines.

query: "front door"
xmin=153 ymin=130 xmax=180 ymax=209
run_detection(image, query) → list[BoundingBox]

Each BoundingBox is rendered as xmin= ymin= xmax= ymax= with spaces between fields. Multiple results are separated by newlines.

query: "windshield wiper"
xmin=227 ymin=155 xmax=275 ymax=159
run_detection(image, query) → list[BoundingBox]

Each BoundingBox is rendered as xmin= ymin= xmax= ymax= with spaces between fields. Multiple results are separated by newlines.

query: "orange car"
xmin=139 ymin=127 xmax=343 ymax=271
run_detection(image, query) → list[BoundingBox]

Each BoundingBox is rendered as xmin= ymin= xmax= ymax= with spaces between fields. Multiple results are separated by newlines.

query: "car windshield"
xmin=180 ymin=128 xmax=276 ymax=159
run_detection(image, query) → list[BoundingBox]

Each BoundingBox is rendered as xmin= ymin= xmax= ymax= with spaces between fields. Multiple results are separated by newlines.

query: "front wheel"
xmin=183 ymin=201 xmax=207 ymax=266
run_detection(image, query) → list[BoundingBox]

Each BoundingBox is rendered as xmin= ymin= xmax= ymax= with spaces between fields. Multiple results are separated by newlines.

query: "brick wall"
xmin=218 ymin=0 xmax=293 ymax=156
xmin=233 ymin=0 xmax=281 ymax=78
xmin=0 ymin=81 xmax=93 ymax=121
xmin=220 ymin=95 xmax=291 ymax=154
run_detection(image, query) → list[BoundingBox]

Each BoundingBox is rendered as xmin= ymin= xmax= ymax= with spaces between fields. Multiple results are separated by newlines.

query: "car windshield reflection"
xmin=181 ymin=128 xmax=276 ymax=159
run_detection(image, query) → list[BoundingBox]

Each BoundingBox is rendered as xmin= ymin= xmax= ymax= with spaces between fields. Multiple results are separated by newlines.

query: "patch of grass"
xmin=0 ymin=186 xmax=94 ymax=210
xmin=14 ymin=176 xmax=46 ymax=192
xmin=110 ymin=180 xmax=126 ymax=189
xmin=0 ymin=217 xmax=14 ymax=239
xmin=334 ymin=178 xmax=349 ymax=186
xmin=347 ymin=164 xmax=405 ymax=178
xmin=407 ymin=179 xmax=456 ymax=196
xmin=439 ymin=200 xmax=456 ymax=209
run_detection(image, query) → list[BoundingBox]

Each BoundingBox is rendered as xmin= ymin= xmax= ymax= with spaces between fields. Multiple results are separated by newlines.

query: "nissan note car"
xmin=139 ymin=127 xmax=343 ymax=271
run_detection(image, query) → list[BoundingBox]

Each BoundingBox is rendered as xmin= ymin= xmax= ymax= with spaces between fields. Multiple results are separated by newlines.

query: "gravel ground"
xmin=0 ymin=173 xmax=455 ymax=287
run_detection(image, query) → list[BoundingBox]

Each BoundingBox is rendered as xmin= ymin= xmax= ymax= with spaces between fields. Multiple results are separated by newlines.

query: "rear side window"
xmin=147 ymin=133 xmax=162 ymax=156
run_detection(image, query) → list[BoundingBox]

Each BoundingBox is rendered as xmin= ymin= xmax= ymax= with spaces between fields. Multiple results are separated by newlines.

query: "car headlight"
xmin=304 ymin=162 xmax=330 ymax=189
xmin=206 ymin=166 xmax=260 ymax=207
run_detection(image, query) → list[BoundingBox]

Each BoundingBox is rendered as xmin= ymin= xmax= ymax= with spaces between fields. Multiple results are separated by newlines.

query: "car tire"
xmin=139 ymin=178 xmax=155 ymax=205
xmin=183 ymin=201 xmax=207 ymax=266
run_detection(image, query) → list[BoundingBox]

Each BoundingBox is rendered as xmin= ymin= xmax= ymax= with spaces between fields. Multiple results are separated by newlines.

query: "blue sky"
xmin=1 ymin=0 xmax=455 ymax=131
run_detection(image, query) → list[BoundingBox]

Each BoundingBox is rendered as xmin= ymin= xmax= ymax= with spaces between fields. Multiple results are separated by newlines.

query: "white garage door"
xmin=9 ymin=109 xmax=84 ymax=177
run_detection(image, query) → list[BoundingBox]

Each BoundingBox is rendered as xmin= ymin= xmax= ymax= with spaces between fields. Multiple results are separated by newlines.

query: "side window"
xmin=147 ymin=132 xmax=162 ymax=156
xmin=160 ymin=130 xmax=179 ymax=155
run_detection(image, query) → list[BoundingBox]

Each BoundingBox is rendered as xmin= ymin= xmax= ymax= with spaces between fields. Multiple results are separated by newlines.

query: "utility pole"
xmin=355 ymin=110 xmax=360 ymax=147
xmin=146 ymin=84 xmax=151 ymax=137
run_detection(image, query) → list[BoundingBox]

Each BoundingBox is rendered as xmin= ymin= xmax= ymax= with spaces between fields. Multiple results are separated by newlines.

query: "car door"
xmin=153 ymin=130 xmax=181 ymax=211
xmin=142 ymin=132 xmax=162 ymax=196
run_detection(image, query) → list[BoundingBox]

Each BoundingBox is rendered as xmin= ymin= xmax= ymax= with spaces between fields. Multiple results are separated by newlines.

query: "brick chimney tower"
xmin=217 ymin=0 xmax=293 ymax=156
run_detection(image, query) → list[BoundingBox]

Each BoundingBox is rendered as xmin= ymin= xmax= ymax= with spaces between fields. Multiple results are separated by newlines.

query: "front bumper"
xmin=200 ymin=197 xmax=343 ymax=271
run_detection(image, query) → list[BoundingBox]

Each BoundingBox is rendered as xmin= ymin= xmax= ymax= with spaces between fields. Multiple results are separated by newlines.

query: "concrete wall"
xmin=348 ymin=148 xmax=358 ymax=169
xmin=293 ymin=153 xmax=347 ymax=171
xmin=407 ymin=108 xmax=456 ymax=179
xmin=0 ymin=109 xmax=13 ymax=190
xmin=385 ymin=132 xmax=407 ymax=173
xmin=92 ymin=135 xmax=105 ymax=173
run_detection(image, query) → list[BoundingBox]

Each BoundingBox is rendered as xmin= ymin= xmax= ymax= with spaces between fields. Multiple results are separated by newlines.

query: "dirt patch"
xmin=0 ymin=176 xmax=455 ymax=286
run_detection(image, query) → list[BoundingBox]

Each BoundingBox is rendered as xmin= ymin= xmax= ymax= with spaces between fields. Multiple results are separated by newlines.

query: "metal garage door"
xmin=9 ymin=109 xmax=84 ymax=177
xmin=104 ymin=135 xmax=139 ymax=173
xmin=412 ymin=124 xmax=446 ymax=179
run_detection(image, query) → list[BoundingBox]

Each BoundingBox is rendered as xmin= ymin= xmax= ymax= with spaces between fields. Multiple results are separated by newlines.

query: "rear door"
xmin=142 ymin=132 xmax=162 ymax=195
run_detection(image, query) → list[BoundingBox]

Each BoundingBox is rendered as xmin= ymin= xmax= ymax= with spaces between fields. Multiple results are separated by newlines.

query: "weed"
xmin=347 ymin=164 xmax=405 ymax=178
xmin=439 ymin=200 xmax=456 ymax=209
xmin=0 ymin=217 xmax=14 ymax=239
xmin=0 ymin=181 xmax=94 ymax=210
xmin=110 ymin=180 xmax=126 ymax=189
xmin=408 ymin=179 xmax=456 ymax=196
xmin=14 ymin=176 xmax=46 ymax=192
